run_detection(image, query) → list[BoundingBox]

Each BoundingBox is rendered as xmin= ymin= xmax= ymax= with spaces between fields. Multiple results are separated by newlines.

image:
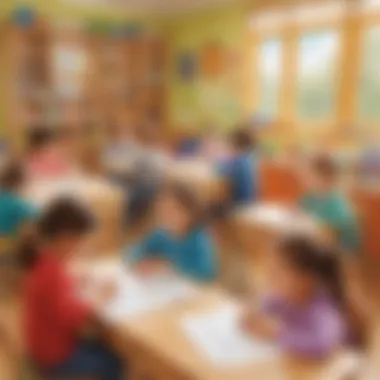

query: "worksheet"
xmin=182 ymin=303 xmax=279 ymax=366
xmin=102 ymin=272 xmax=197 ymax=321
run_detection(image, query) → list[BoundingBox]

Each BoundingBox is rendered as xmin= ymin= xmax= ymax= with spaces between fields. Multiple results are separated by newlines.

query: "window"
xmin=296 ymin=31 xmax=340 ymax=123
xmin=256 ymin=39 xmax=283 ymax=119
xmin=357 ymin=27 xmax=380 ymax=123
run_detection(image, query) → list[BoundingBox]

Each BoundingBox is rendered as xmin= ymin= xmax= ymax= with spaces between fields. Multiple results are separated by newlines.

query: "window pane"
xmin=296 ymin=32 xmax=339 ymax=123
xmin=357 ymin=27 xmax=380 ymax=123
xmin=256 ymin=39 xmax=282 ymax=118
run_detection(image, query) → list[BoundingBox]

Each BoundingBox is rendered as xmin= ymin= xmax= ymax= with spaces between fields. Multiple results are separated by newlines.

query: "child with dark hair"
xmin=215 ymin=127 xmax=258 ymax=214
xmin=299 ymin=154 xmax=360 ymax=256
xmin=23 ymin=198 xmax=123 ymax=380
xmin=242 ymin=235 xmax=353 ymax=358
xmin=126 ymin=182 xmax=217 ymax=282
xmin=26 ymin=126 xmax=71 ymax=178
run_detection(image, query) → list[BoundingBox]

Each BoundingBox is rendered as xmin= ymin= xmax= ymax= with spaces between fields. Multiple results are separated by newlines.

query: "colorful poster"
xmin=178 ymin=52 xmax=196 ymax=82
xmin=200 ymin=43 xmax=225 ymax=79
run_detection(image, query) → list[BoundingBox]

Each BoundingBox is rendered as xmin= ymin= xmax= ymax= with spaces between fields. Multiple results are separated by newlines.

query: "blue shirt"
xmin=300 ymin=192 xmax=360 ymax=254
xmin=126 ymin=227 xmax=217 ymax=282
xmin=0 ymin=191 xmax=36 ymax=238
xmin=217 ymin=152 xmax=257 ymax=205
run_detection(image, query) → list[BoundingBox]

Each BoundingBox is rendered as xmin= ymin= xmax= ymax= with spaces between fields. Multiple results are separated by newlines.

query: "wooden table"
xmin=78 ymin=259 xmax=357 ymax=380
xmin=25 ymin=176 xmax=124 ymax=254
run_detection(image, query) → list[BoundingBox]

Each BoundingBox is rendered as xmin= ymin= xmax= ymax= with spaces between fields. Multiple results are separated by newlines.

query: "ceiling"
xmin=63 ymin=0 xmax=238 ymax=15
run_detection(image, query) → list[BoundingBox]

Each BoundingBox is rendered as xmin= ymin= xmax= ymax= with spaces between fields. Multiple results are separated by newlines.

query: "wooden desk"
xmin=79 ymin=260 xmax=356 ymax=380
xmin=26 ymin=176 xmax=124 ymax=253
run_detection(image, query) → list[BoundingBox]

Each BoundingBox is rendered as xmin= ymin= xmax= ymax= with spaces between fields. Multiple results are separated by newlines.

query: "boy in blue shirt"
xmin=214 ymin=128 xmax=258 ymax=217
xmin=125 ymin=183 xmax=217 ymax=282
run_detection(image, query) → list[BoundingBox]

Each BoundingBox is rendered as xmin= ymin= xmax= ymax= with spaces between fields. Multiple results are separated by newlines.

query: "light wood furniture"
xmin=78 ymin=259 xmax=359 ymax=380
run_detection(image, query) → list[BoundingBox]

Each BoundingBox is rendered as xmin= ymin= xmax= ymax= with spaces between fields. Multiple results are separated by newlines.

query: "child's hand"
xmin=241 ymin=312 xmax=282 ymax=341
xmin=135 ymin=260 xmax=170 ymax=277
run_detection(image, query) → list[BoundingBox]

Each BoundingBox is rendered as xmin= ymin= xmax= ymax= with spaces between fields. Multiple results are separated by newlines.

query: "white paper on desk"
xmin=182 ymin=303 xmax=279 ymax=366
xmin=103 ymin=272 xmax=196 ymax=321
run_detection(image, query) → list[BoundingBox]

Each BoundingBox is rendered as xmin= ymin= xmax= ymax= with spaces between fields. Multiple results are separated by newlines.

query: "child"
xmin=102 ymin=119 xmax=136 ymax=169
xmin=126 ymin=183 xmax=217 ymax=282
xmin=0 ymin=162 xmax=36 ymax=260
xmin=126 ymin=121 xmax=169 ymax=225
xmin=26 ymin=126 xmax=72 ymax=178
xmin=0 ymin=161 xmax=37 ymax=294
xmin=299 ymin=154 xmax=360 ymax=257
xmin=214 ymin=127 xmax=258 ymax=217
xmin=242 ymin=236 xmax=349 ymax=358
xmin=23 ymin=198 xmax=122 ymax=379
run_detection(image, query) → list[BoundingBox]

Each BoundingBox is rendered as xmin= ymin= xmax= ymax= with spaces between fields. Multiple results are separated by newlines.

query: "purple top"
xmin=260 ymin=291 xmax=347 ymax=358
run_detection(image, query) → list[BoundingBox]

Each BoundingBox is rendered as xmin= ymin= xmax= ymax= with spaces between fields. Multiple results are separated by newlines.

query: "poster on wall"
xmin=178 ymin=52 xmax=197 ymax=82
xmin=200 ymin=42 xmax=225 ymax=79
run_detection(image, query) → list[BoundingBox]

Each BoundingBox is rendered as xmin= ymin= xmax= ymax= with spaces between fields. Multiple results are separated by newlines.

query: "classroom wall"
xmin=164 ymin=1 xmax=251 ymax=133
xmin=0 ymin=0 xmax=164 ymax=139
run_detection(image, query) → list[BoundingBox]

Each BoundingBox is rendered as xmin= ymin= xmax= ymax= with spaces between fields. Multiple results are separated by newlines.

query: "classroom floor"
xmin=1 ymin=259 xmax=380 ymax=380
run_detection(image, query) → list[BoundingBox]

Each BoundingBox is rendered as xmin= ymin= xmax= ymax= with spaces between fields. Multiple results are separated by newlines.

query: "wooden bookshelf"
xmin=2 ymin=18 xmax=51 ymax=154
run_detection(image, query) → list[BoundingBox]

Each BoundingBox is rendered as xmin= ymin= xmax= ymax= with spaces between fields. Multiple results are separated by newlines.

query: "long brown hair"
xmin=279 ymin=235 xmax=366 ymax=348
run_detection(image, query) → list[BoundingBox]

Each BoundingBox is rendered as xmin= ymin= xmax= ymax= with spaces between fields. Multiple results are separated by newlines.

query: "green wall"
xmin=164 ymin=2 xmax=250 ymax=132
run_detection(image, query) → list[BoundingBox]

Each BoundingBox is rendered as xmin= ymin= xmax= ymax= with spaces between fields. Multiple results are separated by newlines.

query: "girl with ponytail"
xmin=242 ymin=235 xmax=360 ymax=358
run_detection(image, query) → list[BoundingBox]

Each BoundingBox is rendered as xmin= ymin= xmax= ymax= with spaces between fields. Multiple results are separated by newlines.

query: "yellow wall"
xmin=164 ymin=2 xmax=250 ymax=132
xmin=1 ymin=0 xmax=158 ymax=24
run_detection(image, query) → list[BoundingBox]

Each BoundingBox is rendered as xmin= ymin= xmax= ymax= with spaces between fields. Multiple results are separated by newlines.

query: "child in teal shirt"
xmin=0 ymin=161 xmax=37 ymax=295
xmin=299 ymin=154 xmax=360 ymax=256
xmin=0 ymin=162 xmax=37 ymax=255
xmin=126 ymin=183 xmax=217 ymax=282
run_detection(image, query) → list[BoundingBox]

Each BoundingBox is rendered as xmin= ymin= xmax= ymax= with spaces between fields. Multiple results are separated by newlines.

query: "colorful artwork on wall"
xmin=200 ymin=42 xmax=225 ymax=79
xmin=178 ymin=52 xmax=197 ymax=82
xmin=12 ymin=6 xmax=36 ymax=28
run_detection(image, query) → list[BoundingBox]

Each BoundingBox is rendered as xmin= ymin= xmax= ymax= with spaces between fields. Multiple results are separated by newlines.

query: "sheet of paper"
xmin=103 ymin=272 xmax=197 ymax=322
xmin=182 ymin=303 xmax=279 ymax=366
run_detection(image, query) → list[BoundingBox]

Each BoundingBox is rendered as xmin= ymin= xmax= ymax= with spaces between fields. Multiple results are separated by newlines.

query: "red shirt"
xmin=24 ymin=253 xmax=90 ymax=367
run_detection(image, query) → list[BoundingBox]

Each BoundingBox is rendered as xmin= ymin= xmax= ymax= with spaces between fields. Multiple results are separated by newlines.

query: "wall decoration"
xmin=200 ymin=42 xmax=225 ymax=79
xmin=178 ymin=52 xmax=196 ymax=82
xmin=12 ymin=6 xmax=36 ymax=28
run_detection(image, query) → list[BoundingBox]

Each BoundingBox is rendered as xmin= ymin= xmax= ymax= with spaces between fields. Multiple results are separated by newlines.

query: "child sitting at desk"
xmin=26 ymin=126 xmax=72 ymax=179
xmin=23 ymin=198 xmax=122 ymax=380
xmin=126 ymin=182 xmax=217 ymax=282
xmin=242 ymin=236 xmax=350 ymax=358
xmin=299 ymin=154 xmax=360 ymax=258
xmin=213 ymin=127 xmax=258 ymax=217
xmin=0 ymin=161 xmax=37 ymax=293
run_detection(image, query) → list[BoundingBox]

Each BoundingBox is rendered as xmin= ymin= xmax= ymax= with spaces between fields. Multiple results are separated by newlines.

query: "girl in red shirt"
xmin=22 ymin=198 xmax=122 ymax=380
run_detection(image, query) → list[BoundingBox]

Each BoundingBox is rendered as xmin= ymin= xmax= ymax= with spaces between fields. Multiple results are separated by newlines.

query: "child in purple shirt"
xmin=243 ymin=236 xmax=350 ymax=358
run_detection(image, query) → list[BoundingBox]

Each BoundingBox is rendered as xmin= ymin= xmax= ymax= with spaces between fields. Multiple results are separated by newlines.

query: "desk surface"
xmin=78 ymin=259 xmax=356 ymax=380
